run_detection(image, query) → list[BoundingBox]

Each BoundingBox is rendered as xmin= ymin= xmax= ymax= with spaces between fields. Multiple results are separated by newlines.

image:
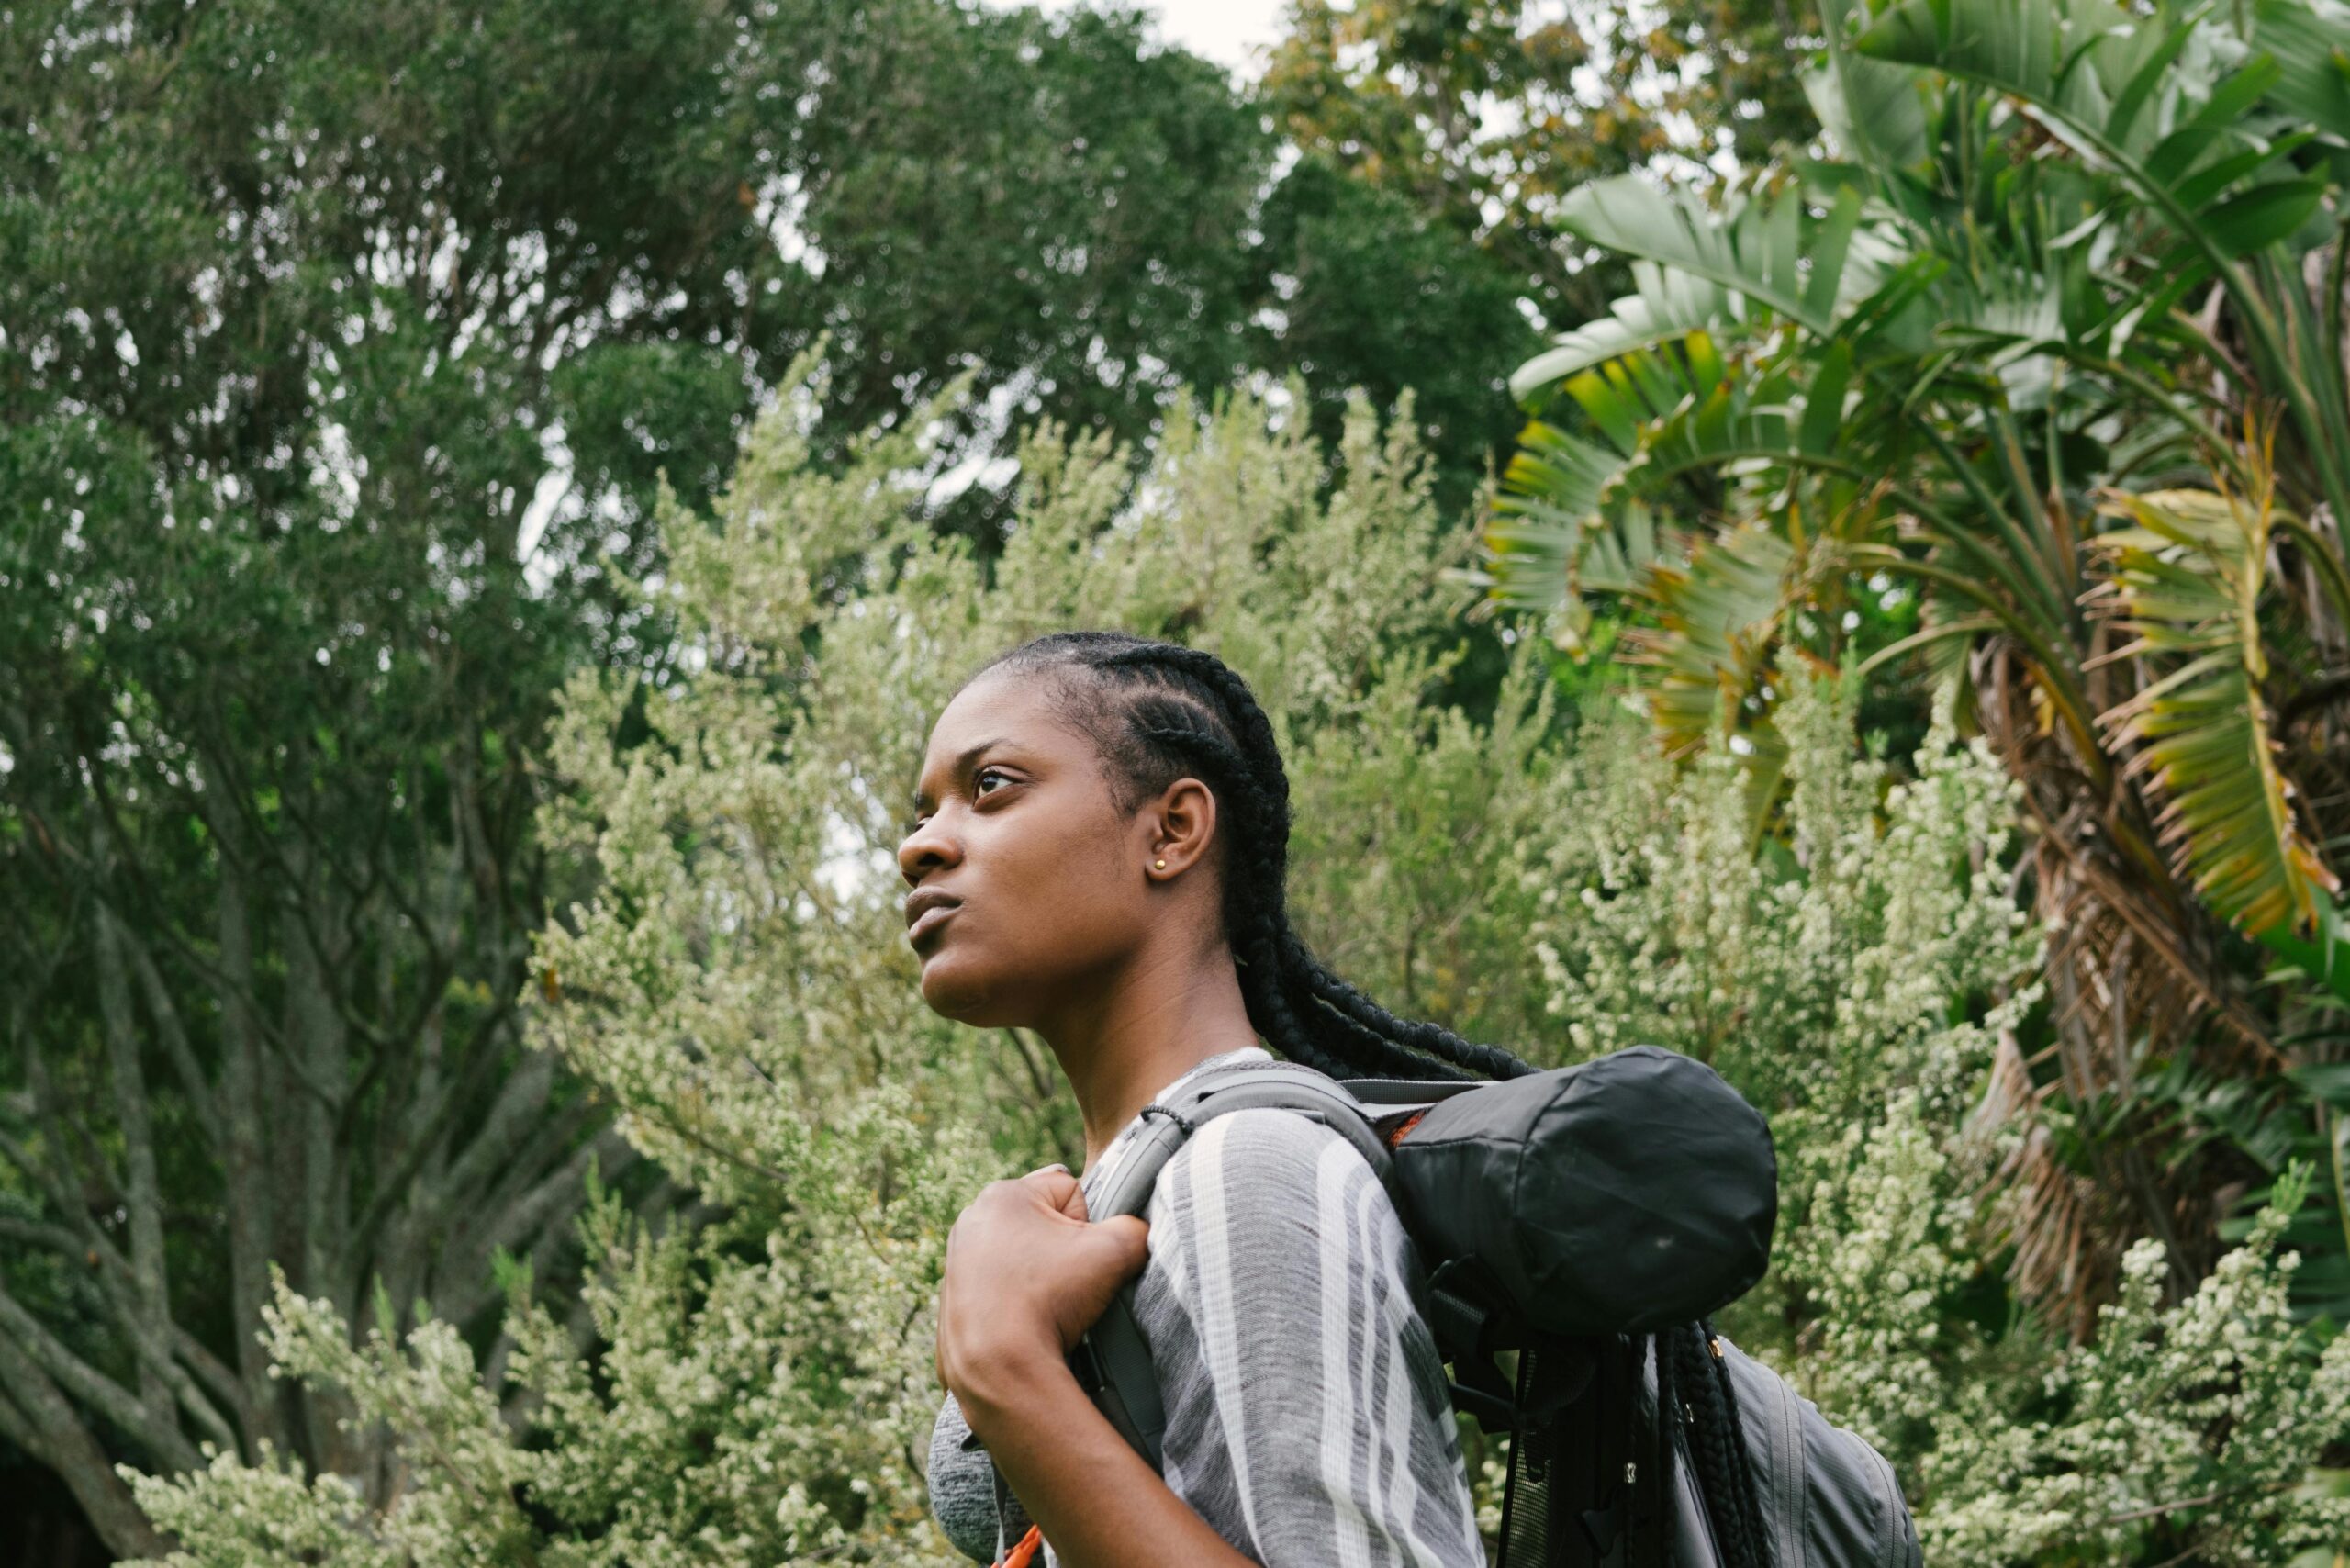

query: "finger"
xmin=1054 ymin=1182 xmax=1090 ymax=1223
xmin=1022 ymin=1166 xmax=1081 ymax=1210
xmin=1089 ymin=1215 xmax=1150 ymax=1278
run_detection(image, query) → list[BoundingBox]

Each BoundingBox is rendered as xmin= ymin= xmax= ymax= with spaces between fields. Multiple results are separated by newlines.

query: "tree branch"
xmin=210 ymin=848 xmax=285 ymax=1445
xmin=0 ymin=1270 xmax=199 ymax=1473
xmin=0 ymin=1327 xmax=172 ymax=1560
xmin=114 ymin=907 xmax=223 ymax=1145
xmin=341 ymin=1013 xmax=540 ymax=1295
xmin=92 ymin=897 xmax=178 ymax=1434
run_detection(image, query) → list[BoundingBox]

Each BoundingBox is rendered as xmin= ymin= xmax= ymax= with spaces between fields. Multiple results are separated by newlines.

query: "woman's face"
xmin=898 ymin=670 xmax=1161 ymax=1026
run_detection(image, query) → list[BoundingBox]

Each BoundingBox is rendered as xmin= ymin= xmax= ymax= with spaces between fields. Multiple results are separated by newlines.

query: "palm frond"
xmin=1484 ymin=333 xmax=1817 ymax=626
xmin=1626 ymin=523 xmax=1800 ymax=757
xmin=1511 ymin=263 xmax=1750 ymax=410
xmin=1554 ymin=179 xmax=1874 ymax=337
xmin=1806 ymin=0 xmax=1930 ymax=170
xmin=2087 ymin=483 xmax=2343 ymax=937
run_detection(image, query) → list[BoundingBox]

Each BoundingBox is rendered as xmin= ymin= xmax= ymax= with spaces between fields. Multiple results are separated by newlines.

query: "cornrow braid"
xmin=1700 ymin=1319 xmax=1773 ymax=1568
xmin=1662 ymin=1324 xmax=1773 ymax=1568
xmin=974 ymin=631 xmax=1531 ymax=1084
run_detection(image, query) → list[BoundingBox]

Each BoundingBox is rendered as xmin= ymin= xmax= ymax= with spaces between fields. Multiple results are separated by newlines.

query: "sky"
xmin=981 ymin=0 xmax=1288 ymax=76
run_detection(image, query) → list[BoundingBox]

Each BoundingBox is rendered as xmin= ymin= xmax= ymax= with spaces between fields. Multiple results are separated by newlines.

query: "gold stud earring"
xmin=1153 ymin=857 xmax=1168 ymax=870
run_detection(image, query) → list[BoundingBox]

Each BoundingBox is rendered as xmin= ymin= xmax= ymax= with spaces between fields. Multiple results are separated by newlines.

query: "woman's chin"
xmin=916 ymin=955 xmax=1012 ymax=1026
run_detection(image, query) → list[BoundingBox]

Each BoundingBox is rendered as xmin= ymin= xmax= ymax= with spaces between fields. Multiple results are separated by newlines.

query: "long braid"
xmin=1662 ymin=1324 xmax=1773 ymax=1568
xmin=1286 ymin=951 xmax=1534 ymax=1081
xmin=1701 ymin=1319 xmax=1773 ymax=1568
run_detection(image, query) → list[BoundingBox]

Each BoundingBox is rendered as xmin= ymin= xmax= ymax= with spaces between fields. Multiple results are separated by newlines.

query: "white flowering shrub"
xmin=1528 ymin=663 xmax=2037 ymax=1123
xmin=1919 ymin=1169 xmax=2350 ymax=1566
xmin=1522 ymin=665 xmax=2350 ymax=1562
xmin=118 ymin=376 xmax=2350 ymax=1564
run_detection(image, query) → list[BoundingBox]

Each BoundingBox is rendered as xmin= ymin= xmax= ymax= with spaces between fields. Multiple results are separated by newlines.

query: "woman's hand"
xmin=930 ymin=1168 xmax=1265 ymax=1568
xmin=936 ymin=1166 xmax=1148 ymax=1431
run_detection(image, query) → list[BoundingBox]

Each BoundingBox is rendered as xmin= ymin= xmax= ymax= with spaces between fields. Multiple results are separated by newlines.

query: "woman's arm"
xmin=954 ymin=1338 xmax=1257 ymax=1568
xmin=936 ymin=1167 xmax=1255 ymax=1568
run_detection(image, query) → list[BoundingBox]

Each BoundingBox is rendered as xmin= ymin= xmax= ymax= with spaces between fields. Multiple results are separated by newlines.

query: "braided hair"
xmin=976 ymin=630 xmax=1534 ymax=1084
xmin=1659 ymin=1321 xmax=1774 ymax=1568
xmin=972 ymin=631 xmax=1771 ymax=1568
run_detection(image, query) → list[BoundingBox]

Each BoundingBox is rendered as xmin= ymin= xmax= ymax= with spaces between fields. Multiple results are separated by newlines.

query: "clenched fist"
xmin=935 ymin=1166 xmax=1150 ymax=1433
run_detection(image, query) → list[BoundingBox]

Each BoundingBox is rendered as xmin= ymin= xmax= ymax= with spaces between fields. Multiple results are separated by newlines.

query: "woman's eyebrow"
xmin=912 ymin=738 xmax=1014 ymax=812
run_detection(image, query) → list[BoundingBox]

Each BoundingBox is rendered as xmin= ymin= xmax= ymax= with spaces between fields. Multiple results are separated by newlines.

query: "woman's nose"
xmin=898 ymin=812 xmax=960 ymax=885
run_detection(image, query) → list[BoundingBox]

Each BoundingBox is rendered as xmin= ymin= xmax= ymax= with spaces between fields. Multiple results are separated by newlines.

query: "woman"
xmin=910 ymin=632 xmax=1517 ymax=1568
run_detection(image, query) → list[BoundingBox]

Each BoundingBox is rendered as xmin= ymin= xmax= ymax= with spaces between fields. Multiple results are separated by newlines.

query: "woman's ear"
xmin=1142 ymin=777 xmax=1218 ymax=882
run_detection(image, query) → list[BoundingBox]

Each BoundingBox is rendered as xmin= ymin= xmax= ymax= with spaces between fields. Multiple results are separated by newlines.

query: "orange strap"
xmin=1002 ymin=1523 xmax=1044 ymax=1567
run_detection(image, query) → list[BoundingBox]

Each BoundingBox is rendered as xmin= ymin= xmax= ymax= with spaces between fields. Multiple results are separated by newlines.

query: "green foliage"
xmin=1487 ymin=0 xmax=2350 ymax=1336
xmin=118 ymin=377 xmax=2350 ymax=1564
xmin=1267 ymin=0 xmax=1824 ymax=326
xmin=1528 ymin=658 xmax=2350 ymax=1562
xmin=1919 ymin=1171 xmax=2350 ymax=1566
xmin=1529 ymin=656 xmax=2036 ymax=1121
xmin=2090 ymin=481 xmax=2341 ymax=941
xmin=1254 ymin=157 xmax=1544 ymax=505
xmin=1487 ymin=0 xmax=2350 ymax=963
xmin=129 ymin=1098 xmax=980 ymax=1568
xmin=774 ymin=3 xmax=1271 ymax=498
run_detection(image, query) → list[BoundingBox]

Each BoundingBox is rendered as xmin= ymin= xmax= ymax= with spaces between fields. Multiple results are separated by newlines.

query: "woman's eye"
xmin=974 ymin=767 xmax=1013 ymax=797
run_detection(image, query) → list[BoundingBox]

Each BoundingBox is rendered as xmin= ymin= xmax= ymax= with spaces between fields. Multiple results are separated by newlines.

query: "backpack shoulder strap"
xmin=1073 ymin=1063 xmax=1457 ymax=1469
xmin=1084 ymin=1063 xmax=1413 ymax=1221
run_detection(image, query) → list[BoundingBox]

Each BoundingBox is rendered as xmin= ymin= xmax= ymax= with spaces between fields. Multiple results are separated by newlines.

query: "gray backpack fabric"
xmin=1712 ymin=1338 xmax=1922 ymax=1568
xmin=1069 ymin=1049 xmax=1919 ymax=1568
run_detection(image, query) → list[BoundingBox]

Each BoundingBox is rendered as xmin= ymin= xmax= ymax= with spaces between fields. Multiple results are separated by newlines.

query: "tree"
xmin=757 ymin=1 xmax=1269 ymax=533
xmin=0 ymin=0 xmax=1409 ymax=1550
xmin=1255 ymin=157 xmax=1546 ymax=507
xmin=1265 ymin=0 xmax=1823 ymax=328
xmin=0 ymin=0 xmax=771 ymax=1537
xmin=743 ymin=0 xmax=1540 ymax=525
xmin=1481 ymin=0 xmax=2350 ymax=1327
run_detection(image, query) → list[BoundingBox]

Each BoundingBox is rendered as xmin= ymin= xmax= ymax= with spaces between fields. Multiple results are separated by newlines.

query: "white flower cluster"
xmin=1916 ymin=1168 xmax=2350 ymax=1566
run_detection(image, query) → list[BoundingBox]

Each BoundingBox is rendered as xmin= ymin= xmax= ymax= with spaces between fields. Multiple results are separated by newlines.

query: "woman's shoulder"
xmin=1169 ymin=1102 xmax=1357 ymax=1170
xmin=1146 ymin=1105 xmax=1400 ymax=1253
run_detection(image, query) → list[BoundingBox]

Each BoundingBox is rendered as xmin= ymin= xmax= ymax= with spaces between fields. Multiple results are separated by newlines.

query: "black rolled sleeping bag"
xmin=1382 ymin=1043 xmax=1777 ymax=1338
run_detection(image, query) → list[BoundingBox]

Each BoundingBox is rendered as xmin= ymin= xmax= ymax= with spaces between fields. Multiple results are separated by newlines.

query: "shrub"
xmin=125 ymin=379 xmax=2350 ymax=1566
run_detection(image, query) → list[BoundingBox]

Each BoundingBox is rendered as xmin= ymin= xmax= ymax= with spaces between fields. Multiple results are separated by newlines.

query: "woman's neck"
xmin=1038 ymin=945 xmax=1260 ymax=1170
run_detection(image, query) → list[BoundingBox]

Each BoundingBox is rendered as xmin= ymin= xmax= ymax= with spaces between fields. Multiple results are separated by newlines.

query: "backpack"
xmin=1068 ymin=1048 xmax=1921 ymax=1568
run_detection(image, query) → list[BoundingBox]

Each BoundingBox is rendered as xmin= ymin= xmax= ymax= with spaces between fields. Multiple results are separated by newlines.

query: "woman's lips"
xmin=908 ymin=903 xmax=958 ymax=947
